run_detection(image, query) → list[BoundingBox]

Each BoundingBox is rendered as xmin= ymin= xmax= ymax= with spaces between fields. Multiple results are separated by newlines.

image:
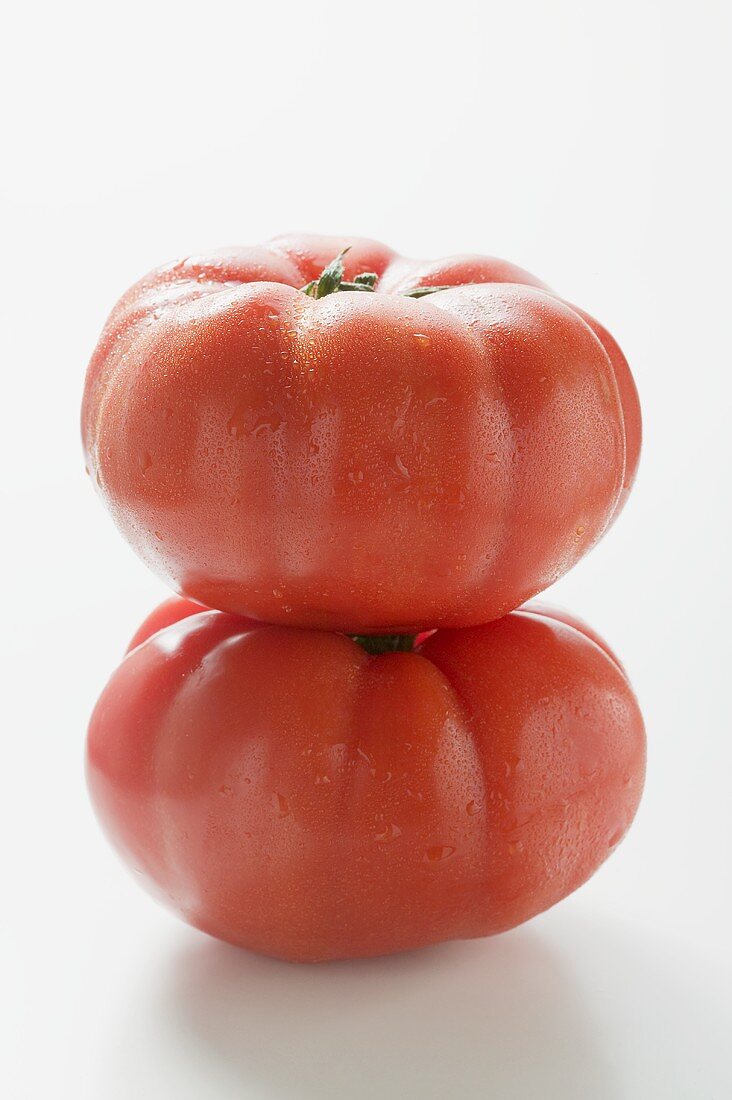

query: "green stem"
xmin=301 ymin=249 xmax=455 ymax=300
xmin=302 ymin=248 xmax=379 ymax=299
xmin=349 ymin=633 xmax=417 ymax=655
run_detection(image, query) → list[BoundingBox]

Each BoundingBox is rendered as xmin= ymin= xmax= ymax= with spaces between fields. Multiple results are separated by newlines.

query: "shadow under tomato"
xmin=160 ymin=924 xmax=615 ymax=1100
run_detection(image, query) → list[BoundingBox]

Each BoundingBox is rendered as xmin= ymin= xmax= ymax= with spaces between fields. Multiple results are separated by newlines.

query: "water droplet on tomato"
xmin=227 ymin=410 xmax=245 ymax=438
xmin=375 ymin=823 xmax=402 ymax=842
xmin=424 ymin=845 xmax=456 ymax=863
xmin=394 ymin=454 xmax=410 ymax=479
xmin=252 ymin=412 xmax=282 ymax=436
xmin=466 ymin=800 xmax=482 ymax=816
xmin=273 ymin=793 xmax=290 ymax=816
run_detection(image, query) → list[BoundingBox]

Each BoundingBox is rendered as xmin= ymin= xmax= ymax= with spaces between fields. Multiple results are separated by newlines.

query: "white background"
xmin=2 ymin=1 xmax=730 ymax=1096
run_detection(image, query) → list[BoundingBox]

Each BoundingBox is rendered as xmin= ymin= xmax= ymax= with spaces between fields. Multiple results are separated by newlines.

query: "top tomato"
xmin=82 ymin=234 xmax=640 ymax=632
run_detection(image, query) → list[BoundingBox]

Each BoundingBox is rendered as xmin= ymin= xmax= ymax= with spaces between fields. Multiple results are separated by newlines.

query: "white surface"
xmin=2 ymin=1 xmax=731 ymax=1096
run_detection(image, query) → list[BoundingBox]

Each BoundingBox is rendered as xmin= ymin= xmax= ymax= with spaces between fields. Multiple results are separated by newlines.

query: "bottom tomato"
xmin=88 ymin=601 xmax=645 ymax=962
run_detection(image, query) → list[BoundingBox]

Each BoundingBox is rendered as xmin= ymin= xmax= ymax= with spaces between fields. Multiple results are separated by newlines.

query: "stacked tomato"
xmin=83 ymin=235 xmax=645 ymax=962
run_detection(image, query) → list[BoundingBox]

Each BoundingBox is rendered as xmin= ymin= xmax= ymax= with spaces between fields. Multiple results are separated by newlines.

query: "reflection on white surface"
xmin=95 ymin=910 xmax=728 ymax=1100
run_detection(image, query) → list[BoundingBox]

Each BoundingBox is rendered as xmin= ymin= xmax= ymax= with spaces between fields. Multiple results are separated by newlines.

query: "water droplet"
xmin=227 ymin=406 xmax=282 ymax=439
xmin=504 ymin=755 xmax=523 ymax=778
xmin=375 ymin=823 xmax=402 ymax=842
xmin=273 ymin=793 xmax=290 ymax=816
xmin=315 ymin=775 xmax=331 ymax=785
xmin=607 ymin=827 xmax=624 ymax=848
xmin=252 ymin=412 xmax=282 ymax=436
xmin=138 ymin=451 xmax=153 ymax=472
xmin=218 ymin=784 xmax=232 ymax=796
xmin=424 ymin=844 xmax=456 ymax=863
xmin=413 ymin=332 xmax=431 ymax=346
xmin=508 ymin=841 xmax=524 ymax=855
xmin=576 ymin=525 xmax=586 ymax=535
xmin=466 ymin=800 xmax=482 ymax=816
xmin=394 ymin=455 xmax=410 ymax=479
xmin=272 ymin=588 xmax=283 ymax=599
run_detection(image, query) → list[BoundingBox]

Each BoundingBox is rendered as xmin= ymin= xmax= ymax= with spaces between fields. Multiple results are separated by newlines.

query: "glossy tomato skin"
xmin=126 ymin=595 xmax=207 ymax=652
xmin=87 ymin=605 xmax=645 ymax=962
xmin=82 ymin=235 xmax=640 ymax=633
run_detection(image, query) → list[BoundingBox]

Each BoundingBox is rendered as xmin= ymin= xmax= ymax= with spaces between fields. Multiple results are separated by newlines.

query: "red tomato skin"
xmin=520 ymin=601 xmax=626 ymax=673
xmin=126 ymin=595 xmax=207 ymax=652
xmin=87 ymin=606 xmax=645 ymax=962
xmin=82 ymin=235 xmax=640 ymax=633
xmin=567 ymin=305 xmax=641 ymax=513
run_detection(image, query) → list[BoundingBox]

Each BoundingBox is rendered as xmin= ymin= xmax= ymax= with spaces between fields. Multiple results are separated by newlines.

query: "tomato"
xmin=126 ymin=594 xmax=207 ymax=652
xmin=82 ymin=234 xmax=640 ymax=632
xmin=87 ymin=602 xmax=645 ymax=962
